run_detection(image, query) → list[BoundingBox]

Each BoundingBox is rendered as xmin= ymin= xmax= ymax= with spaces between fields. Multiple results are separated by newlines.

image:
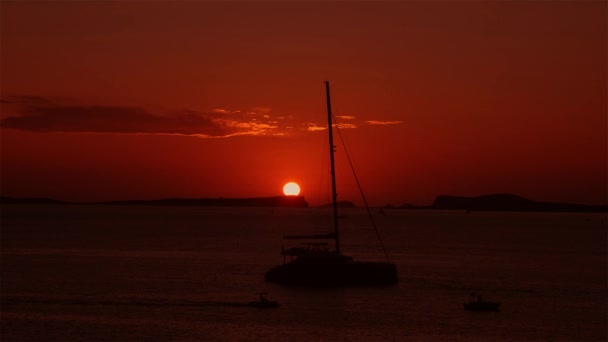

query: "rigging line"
xmin=316 ymin=125 xmax=330 ymax=208
xmin=331 ymin=114 xmax=392 ymax=263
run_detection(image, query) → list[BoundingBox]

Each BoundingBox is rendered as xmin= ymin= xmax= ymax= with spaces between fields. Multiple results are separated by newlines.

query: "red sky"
xmin=1 ymin=1 xmax=606 ymax=206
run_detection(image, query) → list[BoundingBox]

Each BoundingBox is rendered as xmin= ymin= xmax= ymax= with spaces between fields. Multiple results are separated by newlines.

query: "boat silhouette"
xmin=247 ymin=293 xmax=279 ymax=308
xmin=264 ymin=82 xmax=398 ymax=286
xmin=464 ymin=292 xmax=501 ymax=311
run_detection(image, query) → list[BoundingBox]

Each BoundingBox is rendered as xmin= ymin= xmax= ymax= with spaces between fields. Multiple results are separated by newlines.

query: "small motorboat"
xmin=464 ymin=301 xmax=501 ymax=311
xmin=464 ymin=291 xmax=501 ymax=311
xmin=247 ymin=293 xmax=279 ymax=308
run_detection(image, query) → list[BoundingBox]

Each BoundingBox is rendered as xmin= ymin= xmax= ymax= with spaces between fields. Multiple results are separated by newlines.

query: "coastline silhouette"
xmin=1 ymin=193 xmax=605 ymax=212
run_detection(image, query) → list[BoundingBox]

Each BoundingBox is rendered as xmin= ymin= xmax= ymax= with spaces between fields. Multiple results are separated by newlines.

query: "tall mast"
xmin=325 ymin=81 xmax=340 ymax=254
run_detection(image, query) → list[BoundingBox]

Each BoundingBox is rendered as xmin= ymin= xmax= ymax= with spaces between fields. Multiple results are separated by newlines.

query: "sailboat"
xmin=264 ymin=81 xmax=398 ymax=286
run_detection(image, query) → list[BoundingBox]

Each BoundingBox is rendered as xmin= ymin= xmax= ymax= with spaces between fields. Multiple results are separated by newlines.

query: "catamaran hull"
xmin=265 ymin=261 xmax=398 ymax=286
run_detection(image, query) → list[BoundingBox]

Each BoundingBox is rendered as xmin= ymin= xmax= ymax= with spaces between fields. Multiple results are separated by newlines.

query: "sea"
xmin=1 ymin=204 xmax=606 ymax=341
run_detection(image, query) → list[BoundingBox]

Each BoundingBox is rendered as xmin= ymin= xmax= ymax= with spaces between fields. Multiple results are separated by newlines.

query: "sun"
xmin=282 ymin=182 xmax=301 ymax=196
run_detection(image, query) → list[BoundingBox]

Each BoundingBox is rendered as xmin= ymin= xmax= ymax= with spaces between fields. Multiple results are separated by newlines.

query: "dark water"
xmin=1 ymin=205 xmax=606 ymax=341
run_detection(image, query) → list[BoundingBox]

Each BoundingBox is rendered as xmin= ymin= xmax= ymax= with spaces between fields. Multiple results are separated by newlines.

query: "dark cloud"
xmin=0 ymin=96 xmax=298 ymax=137
xmin=0 ymin=104 xmax=230 ymax=137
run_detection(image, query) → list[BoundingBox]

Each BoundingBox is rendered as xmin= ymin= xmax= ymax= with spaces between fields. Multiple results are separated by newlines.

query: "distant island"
xmin=1 ymin=193 xmax=606 ymax=212
xmin=0 ymin=196 xmax=310 ymax=208
xmin=385 ymin=193 xmax=607 ymax=213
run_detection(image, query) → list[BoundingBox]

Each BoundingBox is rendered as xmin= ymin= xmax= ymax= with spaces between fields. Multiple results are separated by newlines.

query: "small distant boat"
xmin=247 ymin=293 xmax=279 ymax=308
xmin=464 ymin=301 xmax=501 ymax=311
xmin=464 ymin=292 xmax=501 ymax=311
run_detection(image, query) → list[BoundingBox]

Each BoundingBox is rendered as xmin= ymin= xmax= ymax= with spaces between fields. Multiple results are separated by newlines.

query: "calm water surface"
xmin=1 ymin=205 xmax=606 ymax=341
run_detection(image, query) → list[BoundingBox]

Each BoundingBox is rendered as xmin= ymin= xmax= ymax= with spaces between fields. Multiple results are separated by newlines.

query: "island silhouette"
xmin=0 ymin=196 xmax=309 ymax=208
xmin=386 ymin=193 xmax=607 ymax=213
xmin=1 ymin=193 xmax=606 ymax=212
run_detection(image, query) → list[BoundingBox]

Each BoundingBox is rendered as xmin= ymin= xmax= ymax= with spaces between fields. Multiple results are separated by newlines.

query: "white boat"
xmin=464 ymin=292 xmax=501 ymax=311
xmin=247 ymin=293 xmax=279 ymax=308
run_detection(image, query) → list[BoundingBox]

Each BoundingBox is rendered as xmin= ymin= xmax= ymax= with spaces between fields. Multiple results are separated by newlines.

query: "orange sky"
xmin=1 ymin=1 xmax=606 ymax=206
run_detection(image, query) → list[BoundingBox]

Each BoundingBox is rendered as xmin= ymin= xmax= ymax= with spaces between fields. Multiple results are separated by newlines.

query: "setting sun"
xmin=282 ymin=182 xmax=301 ymax=196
